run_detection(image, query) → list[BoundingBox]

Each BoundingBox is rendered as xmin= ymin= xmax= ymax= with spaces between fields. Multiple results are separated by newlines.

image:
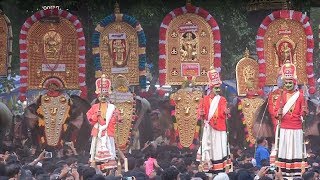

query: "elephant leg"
xmin=0 ymin=128 xmax=4 ymax=152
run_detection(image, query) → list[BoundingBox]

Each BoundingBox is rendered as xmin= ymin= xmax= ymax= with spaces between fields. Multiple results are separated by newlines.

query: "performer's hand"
xmin=96 ymin=110 xmax=102 ymax=117
xmin=276 ymin=111 xmax=282 ymax=119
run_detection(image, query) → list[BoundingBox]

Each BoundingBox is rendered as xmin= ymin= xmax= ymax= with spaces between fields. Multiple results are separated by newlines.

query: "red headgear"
xmin=281 ymin=62 xmax=297 ymax=83
xmin=207 ymin=66 xmax=222 ymax=88
xmin=95 ymin=74 xmax=112 ymax=95
xmin=42 ymin=77 xmax=64 ymax=97
xmin=42 ymin=77 xmax=64 ymax=90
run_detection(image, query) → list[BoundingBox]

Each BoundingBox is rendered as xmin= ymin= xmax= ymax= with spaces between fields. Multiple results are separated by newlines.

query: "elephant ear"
xmin=228 ymin=98 xmax=246 ymax=147
xmin=252 ymin=98 xmax=274 ymax=138
xmin=69 ymin=95 xmax=91 ymax=119
xmin=0 ymin=102 xmax=13 ymax=129
xmin=305 ymin=99 xmax=320 ymax=136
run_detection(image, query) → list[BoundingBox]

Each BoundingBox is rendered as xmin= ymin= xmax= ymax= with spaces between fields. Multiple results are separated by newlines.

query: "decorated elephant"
xmin=22 ymin=77 xmax=91 ymax=152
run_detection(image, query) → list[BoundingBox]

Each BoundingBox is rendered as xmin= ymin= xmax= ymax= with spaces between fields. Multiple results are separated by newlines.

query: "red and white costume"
xmin=86 ymin=76 xmax=120 ymax=169
xmin=271 ymin=63 xmax=307 ymax=177
xmin=197 ymin=68 xmax=230 ymax=173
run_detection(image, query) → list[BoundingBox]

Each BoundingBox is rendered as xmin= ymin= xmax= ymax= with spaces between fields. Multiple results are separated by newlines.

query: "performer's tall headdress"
xmin=207 ymin=66 xmax=222 ymax=88
xmin=280 ymin=62 xmax=297 ymax=83
xmin=95 ymin=74 xmax=112 ymax=95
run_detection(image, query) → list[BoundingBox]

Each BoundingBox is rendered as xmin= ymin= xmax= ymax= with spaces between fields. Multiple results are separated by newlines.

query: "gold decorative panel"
xmin=111 ymin=93 xmax=135 ymax=151
xmin=236 ymin=54 xmax=259 ymax=96
xmin=166 ymin=13 xmax=214 ymax=85
xmin=241 ymin=97 xmax=264 ymax=145
xmin=27 ymin=17 xmax=79 ymax=89
xmin=0 ymin=13 xmax=9 ymax=77
xmin=96 ymin=22 xmax=139 ymax=85
xmin=171 ymin=90 xmax=202 ymax=148
xmin=264 ymin=19 xmax=307 ymax=85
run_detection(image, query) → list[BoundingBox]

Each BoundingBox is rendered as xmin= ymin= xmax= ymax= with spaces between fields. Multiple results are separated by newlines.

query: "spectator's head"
xmin=228 ymin=172 xmax=236 ymax=179
xmin=56 ymin=160 xmax=68 ymax=169
xmin=194 ymin=172 xmax=208 ymax=180
xmin=19 ymin=169 xmax=33 ymax=180
xmin=82 ymin=167 xmax=96 ymax=180
xmin=161 ymin=166 xmax=179 ymax=180
xmin=213 ymin=172 xmax=229 ymax=180
xmin=302 ymin=171 xmax=317 ymax=180
xmin=179 ymin=172 xmax=191 ymax=180
xmin=88 ymin=174 xmax=107 ymax=180
xmin=127 ymin=157 xmax=136 ymax=171
xmin=184 ymin=157 xmax=196 ymax=173
xmin=236 ymin=169 xmax=253 ymax=180
xmin=63 ymin=145 xmax=75 ymax=157
xmin=261 ymin=159 xmax=270 ymax=167
xmin=242 ymin=152 xmax=254 ymax=165
xmin=36 ymin=174 xmax=50 ymax=180
xmin=5 ymin=163 xmax=21 ymax=178
xmin=135 ymin=158 xmax=145 ymax=170
xmin=257 ymin=137 xmax=267 ymax=147
xmin=33 ymin=166 xmax=45 ymax=177
xmin=5 ymin=154 xmax=20 ymax=165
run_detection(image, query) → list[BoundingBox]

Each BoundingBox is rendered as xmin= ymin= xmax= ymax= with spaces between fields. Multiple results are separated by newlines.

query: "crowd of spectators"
xmin=1 ymin=136 xmax=320 ymax=180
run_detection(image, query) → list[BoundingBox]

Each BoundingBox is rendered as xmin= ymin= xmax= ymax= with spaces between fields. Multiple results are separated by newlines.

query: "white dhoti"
xmin=275 ymin=128 xmax=307 ymax=177
xmin=197 ymin=124 xmax=229 ymax=173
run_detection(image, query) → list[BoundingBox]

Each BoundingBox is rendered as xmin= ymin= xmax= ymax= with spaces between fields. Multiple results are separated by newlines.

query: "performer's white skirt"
xmin=197 ymin=125 xmax=229 ymax=173
xmin=90 ymin=135 xmax=117 ymax=169
xmin=275 ymin=128 xmax=307 ymax=177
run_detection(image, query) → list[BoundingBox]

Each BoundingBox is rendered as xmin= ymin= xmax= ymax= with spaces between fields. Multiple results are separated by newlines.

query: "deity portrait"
xmin=274 ymin=38 xmax=297 ymax=67
xmin=112 ymin=39 xmax=127 ymax=67
xmin=180 ymin=32 xmax=197 ymax=61
xmin=43 ymin=31 xmax=62 ymax=61
xmin=243 ymin=65 xmax=256 ymax=90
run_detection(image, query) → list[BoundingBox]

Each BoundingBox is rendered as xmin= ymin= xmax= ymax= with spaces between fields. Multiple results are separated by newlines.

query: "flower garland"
xmin=237 ymin=99 xmax=255 ymax=147
xmin=256 ymin=10 xmax=315 ymax=94
xmin=92 ymin=14 xmax=147 ymax=89
xmin=119 ymin=94 xmax=137 ymax=151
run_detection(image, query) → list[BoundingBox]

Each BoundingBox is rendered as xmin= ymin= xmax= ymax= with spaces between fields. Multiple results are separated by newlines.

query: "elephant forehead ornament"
xmin=109 ymin=75 xmax=135 ymax=151
xmin=37 ymin=77 xmax=71 ymax=147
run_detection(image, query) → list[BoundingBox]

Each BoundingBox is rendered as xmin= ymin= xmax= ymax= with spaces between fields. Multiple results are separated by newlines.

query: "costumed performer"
xmin=86 ymin=75 xmax=121 ymax=169
xmin=197 ymin=66 xmax=231 ymax=174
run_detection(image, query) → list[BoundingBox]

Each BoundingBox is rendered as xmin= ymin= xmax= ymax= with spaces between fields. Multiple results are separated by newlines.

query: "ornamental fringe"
xmin=92 ymin=14 xmax=147 ymax=89
xmin=19 ymin=8 xmax=87 ymax=101
xmin=170 ymin=99 xmax=201 ymax=150
xmin=256 ymin=10 xmax=315 ymax=94
xmin=158 ymin=4 xmax=222 ymax=86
